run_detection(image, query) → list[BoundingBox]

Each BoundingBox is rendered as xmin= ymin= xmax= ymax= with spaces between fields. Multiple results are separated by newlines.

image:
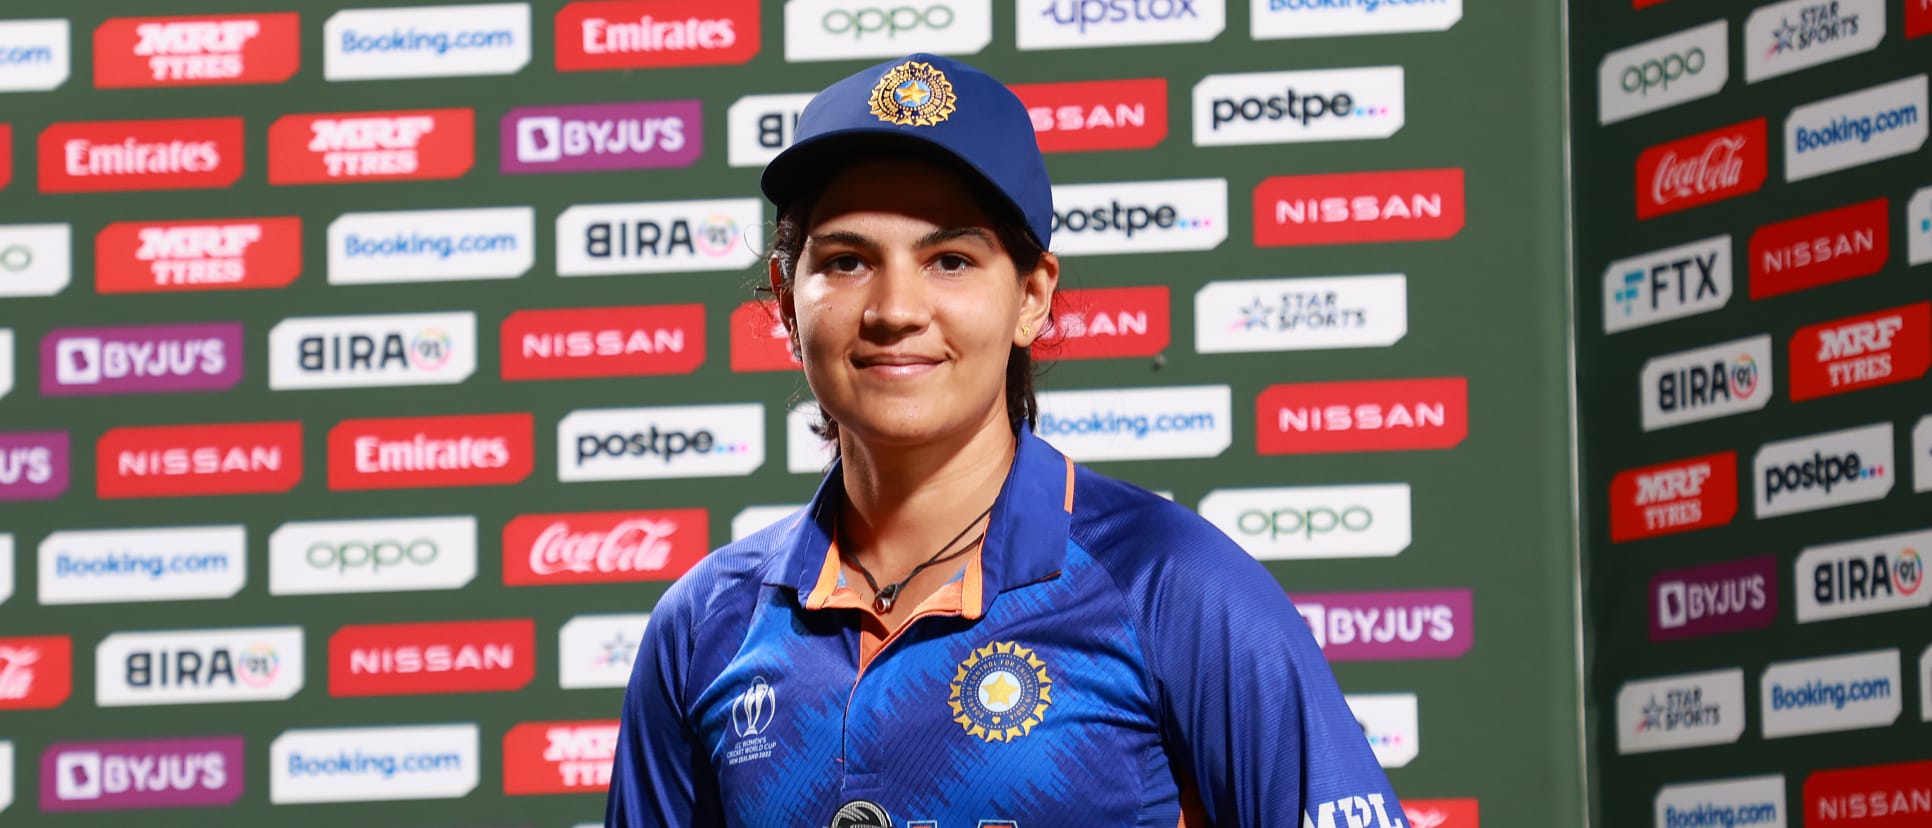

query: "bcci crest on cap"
xmin=870 ymin=61 xmax=958 ymax=127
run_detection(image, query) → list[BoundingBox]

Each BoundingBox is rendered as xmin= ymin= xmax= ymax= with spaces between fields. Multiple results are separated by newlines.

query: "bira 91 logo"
xmin=93 ymin=13 xmax=299 ymax=88
xmin=725 ymin=91 xmax=814 ymax=167
xmin=1639 ymin=334 xmax=1773 ymax=432
xmin=269 ymin=311 xmax=478 ymax=391
xmin=555 ymin=197 xmax=763 ymax=276
xmin=38 ymin=117 xmax=244 ymax=194
xmin=1805 ymin=758 xmax=1932 ymax=826
xmin=268 ymin=108 xmax=474 ymax=185
xmin=1755 ymin=422 xmax=1894 ymax=519
xmin=95 ymin=626 xmax=304 ymax=707
xmin=39 ymin=736 xmax=244 ymax=813
xmin=327 ymin=413 xmax=532 ymax=491
xmin=0 ymin=635 xmax=73 ymax=710
xmin=1749 ymin=198 xmax=1889 ymax=300
xmin=501 ymin=100 xmax=701 ymax=175
xmin=1611 ymin=451 xmax=1739 ymax=542
xmin=1649 ymin=555 xmax=1777 ymax=642
xmin=1254 ymin=168 xmax=1464 ymax=247
xmin=1796 ymin=528 xmax=1932 ymax=623
xmin=1010 ymin=78 xmax=1168 ymax=153
xmin=1790 ymin=302 xmax=1931 ymax=401
xmin=502 ymin=509 xmax=708 ymax=586
xmin=503 ymin=720 xmax=618 ymax=795
xmin=1257 ymin=377 xmax=1468 ymax=455
xmin=1399 ymin=798 xmax=1479 ymax=828
xmin=1034 ymin=286 xmax=1171 ymax=360
xmin=41 ymin=323 xmax=243 ymax=397
xmin=96 ymin=422 xmax=302 ymax=499
xmin=95 ymin=217 xmax=302 ymax=293
xmin=329 ymin=619 xmax=535 ymax=697
xmin=1287 ymin=588 xmax=1474 ymax=661
xmin=555 ymin=0 xmax=761 ymax=71
xmin=1637 ymin=118 xmax=1768 ymax=220
xmin=0 ymin=431 xmax=70 ymax=502
xmin=729 ymin=301 xmax=798 ymax=372
xmin=501 ymin=305 xmax=705 ymax=380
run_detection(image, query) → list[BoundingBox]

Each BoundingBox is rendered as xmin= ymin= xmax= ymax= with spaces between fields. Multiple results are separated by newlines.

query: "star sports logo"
xmin=269 ymin=108 xmax=475 ymax=185
xmin=95 ymin=217 xmax=302 ymax=293
xmin=92 ymin=13 xmax=299 ymax=88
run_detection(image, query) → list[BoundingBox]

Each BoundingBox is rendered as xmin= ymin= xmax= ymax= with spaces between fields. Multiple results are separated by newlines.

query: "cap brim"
xmin=760 ymin=129 xmax=1036 ymax=243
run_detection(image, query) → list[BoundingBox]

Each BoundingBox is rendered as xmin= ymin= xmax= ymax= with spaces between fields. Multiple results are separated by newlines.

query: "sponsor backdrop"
xmin=1573 ymin=0 xmax=1929 ymax=826
xmin=0 ymin=1 xmax=1578 ymax=826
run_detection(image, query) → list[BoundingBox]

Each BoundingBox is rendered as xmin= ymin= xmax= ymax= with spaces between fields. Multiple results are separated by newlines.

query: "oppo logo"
xmin=305 ymin=538 xmax=437 ymax=573
xmin=1598 ymin=21 xmax=1730 ymax=124
xmin=268 ymin=517 xmax=477 ymax=596
xmin=1200 ymin=484 xmax=1410 ymax=560
xmin=821 ymin=5 xmax=953 ymax=37
xmin=1238 ymin=505 xmax=1372 ymax=539
xmin=1622 ymin=46 xmax=1707 ymax=96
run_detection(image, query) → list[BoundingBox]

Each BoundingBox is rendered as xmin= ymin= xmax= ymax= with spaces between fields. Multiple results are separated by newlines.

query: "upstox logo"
xmin=1784 ymin=74 xmax=1928 ymax=182
xmin=1639 ymin=335 xmax=1773 ymax=431
xmin=1653 ymin=775 xmax=1785 ymax=828
xmin=1049 ymin=178 xmax=1227 ymax=256
xmin=0 ymin=19 xmax=71 ymax=92
xmin=1598 ymin=20 xmax=1729 ymax=125
xmin=95 ymin=626 xmax=304 ymax=707
xmin=1754 ymin=422 xmax=1894 ymax=518
xmin=39 ymin=525 xmax=245 ymax=606
xmin=1602 ymin=235 xmax=1732 ymax=334
xmin=269 ymin=311 xmax=477 ymax=390
xmin=559 ymin=404 xmax=765 ymax=481
xmin=1197 ymin=484 xmax=1411 ymax=560
xmin=555 ymin=198 xmax=762 ymax=277
xmin=325 ymin=4 xmax=531 ymax=81
xmin=1615 ymin=668 xmax=1746 ymax=754
xmin=1251 ymin=0 xmax=1461 ymax=41
xmin=269 ymin=516 xmax=478 ymax=596
xmin=785 ymin=0 xmax=992 ymax=62
xmin=1016 ymin=0 xmax=1226 ymax=50
xmin=270 ymin=723 xmax=478 ymax=804
xmin=1796 ymin=528 xmax=1931 ymax=623
xmin=1036 ymin=385 xmax=1232 ymax=461
xmin=1192 ymin=66 xmax=1404 ymax=147
xmin=1761 ymin=649 xmax=1902 ymax=739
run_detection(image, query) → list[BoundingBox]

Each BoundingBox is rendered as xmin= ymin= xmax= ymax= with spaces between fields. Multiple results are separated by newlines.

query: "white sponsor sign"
xmin=1016 ymin=0 xmax=1226 ymax=50
xmin=1251 ymin=0 xmax=1460 ymax=40
xmin=1050 ymin=178 xmax=1228 ymax=257
xmin=785 ymin=0 xmax=992 ymax=62
xmin=1615 ymin=668 xmax=1746 ymax=754
xmin=560 ymin=403 xmax=767 ymax=482
xmin=1344 ymin=693 xmax=1418 ymax=769
xmin=1754 ymin=422 xmax=1894 ymax=519
xmin=1654 ymin=775 xmax=1787 ymax=828
xmin=727 ymin=92 xmax=813 ymax=168
xmin=1640 ymin=335 xmax=1774 ymax=431
xmin=39 ymin=525 xmax=246 ymax=605
xmin=787 ymin=402 xmax=835 ymax=475
xmin=1598 ymin=20 xmax=1729 ymax=125
xmin=328 ymin=207 xmax=534 ymax=285
xmin=323 ymin=3 xmax=531 ymax=81
xmin=556 ymin=198 xmax=763 ymax=277
xmin=1909 ymin=186 xmax=1932 ymax=267
xmin=96 ymin=626 xmax=304 ymax=707
xmin=1795 ymin=528 xmax=1932 ymax=623
xmin=0 ymin=329 xmax=12 ymax=400
xmin=1198 ymin=484 xmax=1411 ymax=560
xmin=271 ymin=724 xmax=479 ymax=804
xmin=0 ymin=534 xmax=11 ymax=607
xmin=732 ymin=505 xmax=805 ymax=541
xmin=558 ymin=612 xmax=650 ymax=689
xmin=1037 ymin=385 xmax=1232 ymax=461
xmin=0 ymin=19 xmax=70 ymax=92
xmin=269 ymin=516 xmax=477 ymax=596
xmin=269 ymin=311 xmax=477 ymax=390
xmin=1921 ymin=644 xmax=1931 ymax=723
xmin=1602 ymin=235 xmax=1733 ymax=334
xmin=1192 ymin=67 xmax=1405 ymax=147
xmin=0 ymin=740 xmax=10 ymax=815
xmin=1761 ymin=648 xmax=1902 ymax=738
xmin=1785 ymin=74 xmax=1929 ymax=182
xmin=1195 ymin=274 xmax=1406 ymax=353
xmin=0 ymin=224 xmax=72 ymax=297
xmin=1916 ymin=415 xmax=1932 ymax=493
xmin=1744 ymin=0 xmax=1884 ymax=83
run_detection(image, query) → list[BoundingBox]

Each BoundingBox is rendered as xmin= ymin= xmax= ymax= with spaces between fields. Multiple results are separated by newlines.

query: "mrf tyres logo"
xmin=785 ymin=0 xmax=993 ymax=63
xmin=1257 ymin=376 xmax=1467 ymax=455
xmin=1784 ymin=74 xmax=1927 ymax=182
xmin=1048 ymin=178 xmax=1227 ymax=256
xmin=39 ymin=736 xmax=244 ymax=813
xmin=327 ymin=413 xmax=533 ymax=491
xmin=324 ymin=3 xmax=531 ymax=81
xmin=1015 ymin=0 xmax=1227 ymax=50
xmin=502 ymin=100 xmax=700 ymax=174
xmin=1762 ymin=649 xmax=1902 ymax=739
xmin=556 ymin=197 xmax=761 ymax=276
xmin=554 ymin=0 xmax=761 ymax=71
xmin=1602 ymin=235 xmax=1732 ymax=334
xmin=1288 ymin=587 xmax=1474 ymax=662
xmin=269 ymin=311 xmax=477 ymax=391
xmin=1197 ymin=483 xmax=1411 ymax=561
xmin=1650 ymin=555 xmax=1777 ymax=642
xmin=268 ymin=108 xmax=474 ymax=185
xmin=1615 ymin=668 xmax=1746 ymax=754
xmin=1654 ymin=775 xmax=1785 ymax=828
xmin=503 ymin=509 xmax=707 ymax=587
xmin=1254 ymin=167 xmax=1464 ymax=247
xmin=37 ymin=117 xmax=244 ymax=194
xmin=1749 ymin=197 xmax=1890 ymax=300
xmin=1796 ymin=528 xmax=1931 ymax=623
xmin=1036 ymin=385 xmax=1232 ymax=462
xmin=1196 ymin=273 xmax=1406 ymax=354
xmin=39 ymin=525 xmax=245 ymax=606
xmin=269 ymin=723 xmax=479 ymax=805
xmin=96 ymin=216 xmax=302 ymax=293
xmin=41 ymin=323 xmax=243 ymax=397
xmin=501 ymin=305 xmax=705 ymax=380
xmin=329 ymin=619 xmax=535 ymax=697
xmin=95 ymin=626 xmax=303 ymax=707
xmin=269 ymin=516 xmax=478 ymax=597
xmin=93 ymin=13 xmax=298 ymax=88
xmin=327 ymin=206 xmax=534 ymax=286
xmin=1598 ymin=20 xmax=1729 ymax=125
xmin=1611 ymin=451 xmax=1740 ymax=543
xmin=1252 ymin=0 xmax=1461 ymax=40
xmin=1193 ymin=66 xmax=1404 ymax=147
xmin=1639 ymin=334 xmax=1773 ymax=432
xmin=1790 ymin=302 xmax=1931 ymax=401
xmin=559 ymin=404 xmax=765 ymax=482
xmin=1755 ymin=422 xmax=1893 ymax=518
xmin=503 ymin=719 xmax=619 ymax=795
xmin=1637 ymin=118 xmax=1768 ymax=220
xmin=1744 ymin=0 xmax=1884 ymax=83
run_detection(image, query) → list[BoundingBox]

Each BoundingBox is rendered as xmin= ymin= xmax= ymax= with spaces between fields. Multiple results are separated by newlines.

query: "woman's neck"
xmin=835 ymin=413 xmax=1017 ymax=576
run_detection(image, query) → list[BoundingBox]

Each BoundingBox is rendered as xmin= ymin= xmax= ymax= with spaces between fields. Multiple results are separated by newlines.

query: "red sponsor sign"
xmin=1910 ymin=0 xmax=1931 ymax=40
xmin=0 ymin=124 xmax=11 ymax=189
xmin=94 ymin=13 xmax=300 ymax=89
xmin=1804 ymin=759 xmax=1932 ymax=826
xmin=1790 ymin=302 xmax=1932 ymax=402
xmin=330 ymin=619 xmax=535 ymax=697
xmin=96 ymin=421 xmax=303 ymax=499
xmin=1636 ymin=118 xmax=1767 ymax=220
xmin=268 ymin=108 xmax=474 ymax=185
xmin=0 ymin=635 xmax=73 ymax=710
xmin=730 ymin=300 xmax=799 ymax=373
xmin=1254 ymin=168 xmax=1465 ymax=247
xmin=327 ymin=413 xmax=533 ymax=491
xmin=1748 ymin=198 xmax=1889 ymax=300
xmin=38 ymin=117 xmax=245 ymax=194
xmin=1035 ymin=286 xmax=1171 ymax=360
xmin=503 ymin=720 xmax=619 ymax=795
xmin=556 ymin=0 xmax=761 ymax=72
xmin=95 ymin=216 xmax=302 ymax=294
xmin=1256 ymin=377 xmax=1468 ymax=455
xmin=1400 ymin=799 xmax=1480 ymax=828
xmin=501 ymin=305 xmax=705 ymax=381
xmin=1609 ymin=451 xmax=1738 ymax=543
xmin=1634 ymin=0 xmax=1671 ymax=7
xmin=1010 ymin=78 xmax=1168 ymax=154
xmin=502 ymin=509 xmax=709 ymax=586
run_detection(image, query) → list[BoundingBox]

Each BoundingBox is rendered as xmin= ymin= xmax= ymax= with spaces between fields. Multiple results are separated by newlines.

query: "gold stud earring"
xmin=1021 ymin=325 xmax=1031 ymax=337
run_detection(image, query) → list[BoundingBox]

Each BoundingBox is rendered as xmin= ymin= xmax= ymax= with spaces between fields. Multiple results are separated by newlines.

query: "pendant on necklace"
xmin=874 ymin=584 xmax=899 ymax=614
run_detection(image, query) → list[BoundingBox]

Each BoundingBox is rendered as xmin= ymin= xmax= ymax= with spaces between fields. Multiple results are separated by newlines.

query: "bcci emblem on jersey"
xmin=949 ymin=641 xmax=1054 ymax=742
xmin=870 ymin=61 xmax=958 ymax=127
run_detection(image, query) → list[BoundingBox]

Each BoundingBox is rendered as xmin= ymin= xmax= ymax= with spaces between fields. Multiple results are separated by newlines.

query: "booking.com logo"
xmin=54 ymin=551 xmax=230 ymax=580
xmin=286 ymin=749 xmax=464 ymax=779
xmin=1269 ymin=0 xmax=1451 ymax=11
xmin=1795 ymin=104 xmax=1921 ymax=152
xmin=337 ymin=26 xmax=515 ymax=55
xmin=342 ymin=231 xmax=520 ymax=261
xmin=1769 ymin=676 xmax=1891 ymax=711
xmin=1661 ymin=802 xmax=1780 ymax=828
xmin=1038 ymin=410 xmax=1217 ymax=439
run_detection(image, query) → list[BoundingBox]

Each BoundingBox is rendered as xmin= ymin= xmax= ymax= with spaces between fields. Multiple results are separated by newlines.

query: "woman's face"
xmin=781 ymin=157 xmax=1056 ymax=452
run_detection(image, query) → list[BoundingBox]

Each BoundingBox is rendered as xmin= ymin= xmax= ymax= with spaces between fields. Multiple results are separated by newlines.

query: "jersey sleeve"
xmin=605 ymin=577 xmax=724 ymax=828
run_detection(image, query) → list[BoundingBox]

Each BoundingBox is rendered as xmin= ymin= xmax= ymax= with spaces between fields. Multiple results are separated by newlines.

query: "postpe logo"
xmin=1289 ymin=588 xmax=1474 ymax=661
xmin=501 ymin=305 xmax=705 ymax=380
xmin=0 ymin=635 xmax=73 ymax=709
xmin=38 ymin=117 xmax=245 ymax=194
xmin=1048 ymin=178 xmax=1227 ymax=256
xmin=95 ymin=626 xmax=304 ymax=707
xmin=329 ymin=619 xmax=535 ymax=697
xmin=327 ymin=206 xmax=534 ymax=286
xmin=559 ymin=404 xmax=766 ymax=482
xmin=1790 ymin=302 xmax=1931 ymax=402
xmin=503 ymin=100 xmax=700 ymax=174
xmin=1637 ymin=118 xmax=1768 ymax=220
xmin=1784 ymin=74 xmax=1928 ymax=182
xmin=1193 ymin=66 xmax=1404 ymax=147
xmin=1011 ymin=78 xmax=1169 ymax=154
xmin=269 ymin=311 xmax=477 ymax=391
xmin=326 ymin=412 xmax=533 ymax=491
xmin=558 ymin=613 xmax=649 ymax=689
xmin=1198 ymin=483 xmax=1412 ymax=560
xmin=1034 ymin=286 xmax=1171 ymax=361
xmin=1252 ymin=0 xmax=1462 ymax=41
xmin=93 ymin=13 xmax=299 ymax=88
xmin=1639 ymin=334 xmax=1773 ymax=431
xmin=1614 ymin=668 xmax=1746 ymax=754
xmin=1649 ymin=556 xmax=1776 ymax=642
xmin=1196 ymin=273 xmax=1407 ymax=354
xmin=39 ymin=525 xmax=246 ymax=606
xmin=1761 ymin=649 xmax=1902 ymax=739
xmin=1602 ymin=235 xmax=1732 ymax=334
xmin=787 ymin=0 xmax=992 ymax=62
xmin=40 ymin=736 xmax=245 ymax=812
xmin=1345 ymin=693 xmax=1419 ymax=769
xmin=96 ymin=216 xmax=302 ymax=293
xmin=41 ymin=323 xmax=243 ymax=397
xmin=1598 ymin=20 xmax=1729 ymax=124
xmin=503 ymin=720 xmax=620 ymax=795
xmin=1796 ymin=528 xmax=1932 ymax=623
xmin=1036 ymin=385 xmax=1232 ymax=462
xmin=1016 ymin=0 xmax=1227 ymax=50
xmin=555 ymin=0 xmax=761 ymax=72
xmin=324 ymin=3 xmax=532 ymax=81
xmin=1754 ymin=422 xmax=1894 ymax=518
xmin=555 ymin=198 xmax=762 ymax=276
xmin=1254 ymin=168 xmax=1465 ymax=247
xmin=268 ymin=108 xmax=475 ymax=185
xmin=269 ymin=516 xmax=478 ymax=596
xmin=270 ymin=723 xmax=479 ymax=804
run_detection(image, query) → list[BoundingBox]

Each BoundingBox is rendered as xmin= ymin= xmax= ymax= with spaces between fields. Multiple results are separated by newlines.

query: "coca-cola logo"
xmin=530 ymin=518 xmax=674 ymax=575
xmin=1652 ymin=137 xmax=1745 ymax=205
xmin=1636 ymin=118 xmax=1768 ymax=220
xmin=502 ymin=509 xmax=707 ymax=586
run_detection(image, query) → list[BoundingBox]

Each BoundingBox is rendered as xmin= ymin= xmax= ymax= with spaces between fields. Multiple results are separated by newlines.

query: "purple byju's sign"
xmin=40 ymin=323 xmax=243 ymax=397
xmin=1288 ymin=588 xmax=1475 ymax=662
xmin=1648 ymin=555 xmax=1778 ymax=642
xmin=40 ymin=736 xmax=244 ymax=812
xmin=0 ymin=431 xmax=68 ymax=501
xmin=500 ymin=100 xmax=703 ymax=174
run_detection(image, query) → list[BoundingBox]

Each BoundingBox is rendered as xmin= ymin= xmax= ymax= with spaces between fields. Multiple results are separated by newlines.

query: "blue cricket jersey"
xmin=607 ymin=425 xmax=1406 ymax=827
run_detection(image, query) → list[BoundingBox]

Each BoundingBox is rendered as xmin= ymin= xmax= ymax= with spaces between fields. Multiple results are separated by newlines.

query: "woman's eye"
xmin=823 ymin=254 xmax=864 ymax=273
xmin=934 ymin=254 xmax=971 ymax=272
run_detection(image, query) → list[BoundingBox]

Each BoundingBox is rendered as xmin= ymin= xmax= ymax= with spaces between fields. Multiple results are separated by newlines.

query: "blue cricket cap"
xmin=760 ymin=53 xmax=1055 ymax=250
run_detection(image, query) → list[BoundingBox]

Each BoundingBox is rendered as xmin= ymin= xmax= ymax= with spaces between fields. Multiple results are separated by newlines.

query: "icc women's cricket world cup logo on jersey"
xmin=949 ymin=642 xmax=1053 ymax=742
xmin=870 ymin=61 xmax=957 ymax=128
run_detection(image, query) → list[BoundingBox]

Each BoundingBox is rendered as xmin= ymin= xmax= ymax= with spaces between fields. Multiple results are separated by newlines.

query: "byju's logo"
xmin=559 ymin=404 xmax=765 ymax=482
xmin=1289 ymin=588 xmax=1474 ymax=661
xmin=1610 ymin=451 xmax=1739 ymax=542
xmin=270 ymin=724 xmax=479 ymax=804
xmin=93 ymin=13 xmax=299 ymax=88
xmin=1254 ymin=168 xmax=1465 ymax=247
xmin=1795 ymin=528 xmax=1931 ymax=623
xmin=329 ymin=619 xmax=535 ymax=697
xmin=1343 ymin=693 xmax=1419 ymax=769
xmin=786 ymin=0 xmax=993 ymax=62
xmin=1653 ymin=775 xmax=1785 ymax=828
xmin=328 ymin=206 xmax=534 ymax=286
xmin=269 ymin=311 xmax=477 ymax=391
xmin=1196 ymin=274 xmax=1406 ymax=353
xmin=39 ymin=525 xmax=246 ymax=606
xmin=1017 ymin=0 xmax=1226 ymax=50
xmin=1010 ymin=78 xmax=1169 ymax=154
xmin=502 ymin=719 xmax=620 ymax=795
xmin=556 ymin=198 xmax=761 ymax=276
xmin=1762 ymin=649 xmax=1902 ymax=739
xmin=96 ymin=216 xmax=302 ymax=294
xmin=268 ymin=108 xmax=475 ymax=185
xmin=1789 ymin=302 xmax=1931 ymax=401
xmin=1257 ymin=377 xmax=1468 ymax=455
xmin=1784 ymin=74 xmax=1928 ymax=182
xmin=41 ymin=323 xmax=242 ymax=397
xmin=1036 ymin=385 xmax=1232 ymax=461
xmin=558 ymin=613 xmax=649 ymax=689
xmin=96 ymin=422 xmax=303 ymax=499
xmin=1193 ymin=67 xmax=1404 ymax=147
xmin=1049 ymin=178 xmax=1227 ymax=256
xmin=1744 ymin=0 xmax=1884 ymax=83
xmin=0 ymin=431 xmax=69 ymax=502
xmin=38 ymin=118 xmax=244 ymax=194
xmin=1639 ymin=334 xmax=1773 ymax=431
xmin=502 ymin=101 xmax=700 ymax=174
xmin=1615 ymin=668 xmax=1746 ymax=754
xmin=1251 ymin=0 xmax=1461 ymax=41
xmin=554 ymin=0 xmax=761 ymax=72
xmin=1748 ymin=197 xmax=1889 ymax=300
xmin=95 ymin=626 xmax=303 ymax=707
xmin=1598 ymin=20 xmax=1729 ymax=124
xmin=0 ymin=635 xmax=73 ymax=709
xmin=327 ymin=413 xmax=532 ymax=491
xmin=1637 ymin=119 xmax=1769 ymax=220
xmin=269 ymin=516 xmax=478 ymax=596
xmin=500 ymin=305 xmax=705 ymax=381
xmin=1197 ymin=484 xmax=1412 ymax=561
xmin=1649 ymin=555 xmax=1777 ymax=642
xmin=1754 ymin=422 xmax=1894 ymax=518
xmin=1602 ymin=235 xmax=1732 ymax=334
xmin=40 ymin=736 xmax=244 ymax=812
xmin=726 ymin=92 xmax=814 ymax=167
xmin=0 ymin=19 xmax=71 ymax=92
xmin=324 ymin=4 xmax=531 ymax=81
xmin=503 ymin=510 xmax=707 ymax=586
xmin=0 ymin=223 xmax=73 ymax=297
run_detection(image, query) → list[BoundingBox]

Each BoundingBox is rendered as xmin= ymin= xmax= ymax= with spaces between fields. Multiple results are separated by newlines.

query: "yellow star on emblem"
xmin=896 ymin=81 xmax=930 ymax=107
xmin=983 ymin=672 xmax=1019 ymax=707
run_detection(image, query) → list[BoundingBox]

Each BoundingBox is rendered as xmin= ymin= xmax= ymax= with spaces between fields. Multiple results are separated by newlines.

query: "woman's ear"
xmin=1014 ymin=252 xmax=1060 ymax=348
xmin=770 ymin=257 xmax=803 ymax=358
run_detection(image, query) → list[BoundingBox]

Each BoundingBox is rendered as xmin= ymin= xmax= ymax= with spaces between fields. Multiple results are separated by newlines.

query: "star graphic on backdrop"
xmin=1637 ymin=696 xmax=1664 ymax=732
xmin=1768 ymin=19 xmax=1798 ymax=55
xmin=596 ymin=632 xmax=638 ymax=669
xmin=1236 ymin=297 xmax=1274 ymax=331
xmin=983 ymin=673 xmax=1020 ymax=707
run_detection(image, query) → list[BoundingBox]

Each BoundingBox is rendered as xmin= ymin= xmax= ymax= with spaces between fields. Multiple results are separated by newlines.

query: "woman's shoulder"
xmin=1065 ymin=466 xmax=1260 ymax=582
xmin=652 ymin=508 xmax=808 ymax=632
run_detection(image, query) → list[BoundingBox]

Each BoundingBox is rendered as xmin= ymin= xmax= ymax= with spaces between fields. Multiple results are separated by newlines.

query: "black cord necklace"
xmin=840 ymin=502 xmax=997 ymax=614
